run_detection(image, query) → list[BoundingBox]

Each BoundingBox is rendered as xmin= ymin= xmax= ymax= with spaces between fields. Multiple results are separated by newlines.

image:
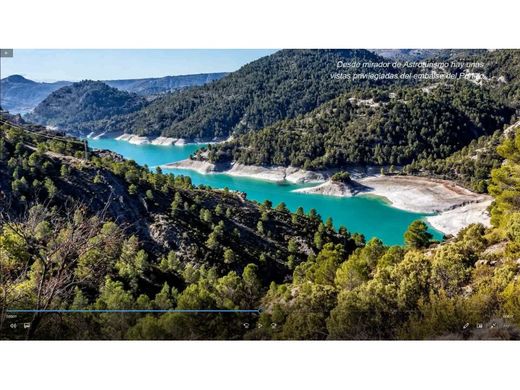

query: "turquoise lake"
xmin=86 ymin=138 xmax=444 ymax=245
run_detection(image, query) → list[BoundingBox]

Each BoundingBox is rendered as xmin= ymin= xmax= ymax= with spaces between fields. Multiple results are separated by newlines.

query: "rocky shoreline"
xmin=294 ymin=175 xmax=492 ymax=235
xmin=115 ymin=133 xmax=184 ymax=146
xmin=110 ymin=133 xmax=234 ymax=146
xmin=151 ymin=154 xmax=494 ymax=236
xmin=162 ymin=159 xmax=327 ymax=183
xmin=86 ymin=132 xmax=235 ymax=146
xmin=167 ymin=158 xmax=492 ymax=235
xmin=426 ymin=199 xmax=493 ymax=236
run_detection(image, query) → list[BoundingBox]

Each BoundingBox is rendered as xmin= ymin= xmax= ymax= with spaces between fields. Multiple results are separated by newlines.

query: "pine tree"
xmin=404 ymin=220 xmax=433 ymax=249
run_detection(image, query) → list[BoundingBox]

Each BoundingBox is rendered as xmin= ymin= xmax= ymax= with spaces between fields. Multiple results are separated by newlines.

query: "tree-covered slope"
xmin=204 ymin=81 xmax=514 ymax=170
xmin=479 ymin=49 xmax=520 ymax=104
xmin=83 ymin=49 xmax=394 ymax=140
xmin=25 ymin=80 xmax=147 ymax=133
xmin=244 ymin=128 xmax=520 ymax=340
xmin=0 ymin=116 xmax=356 ymax=339
xmin=404 ymin=129 xmax=507 ymax=193
xmin=2 ymin=115 xmax=520 ymax=340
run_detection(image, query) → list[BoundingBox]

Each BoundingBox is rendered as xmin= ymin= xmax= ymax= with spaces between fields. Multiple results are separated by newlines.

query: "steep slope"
xmin=0 ymin=115 xmax=356 ymax=338
xmin=246 ymin=127 xmax=520 ymax=340
xmin=405 ymin=129 xmax=509 ymax=193
xmin=204 ymin=81 xmax=514 ymax=170
xmin=25 ymin=80 xmax=147 ymax=134
xmin=2 ymin=116 xmax=352 ymax=270
xmin=479 ymin=49 xmax=520 ymax=104
xmin=2 ymin=115 xmax=520 ymax=340
xmin=85 ymin=49 xmax=395 ymax=140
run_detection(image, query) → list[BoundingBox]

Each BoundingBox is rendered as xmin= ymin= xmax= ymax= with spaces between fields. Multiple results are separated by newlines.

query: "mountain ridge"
xmin=65 ymin=49 xmax=395 ymax=140
xmin=24 ymin=80 xmax=147 ymax=133
xmin=0 ymin=72 xmax=227 ymax=114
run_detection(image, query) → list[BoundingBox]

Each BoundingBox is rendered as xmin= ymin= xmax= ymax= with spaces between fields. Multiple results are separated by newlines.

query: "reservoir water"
xmin=87 ymin=138 xmax=443 ymax=245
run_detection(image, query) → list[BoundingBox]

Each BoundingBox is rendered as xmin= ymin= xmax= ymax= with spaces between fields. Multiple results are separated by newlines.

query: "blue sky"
xmin=0 ymin=49 xmax=277 ymax=82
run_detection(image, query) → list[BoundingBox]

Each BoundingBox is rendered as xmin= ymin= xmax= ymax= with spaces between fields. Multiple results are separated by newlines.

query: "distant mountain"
xmin=104 ymin=73 xmax=227 ymax=96
xmin=25 ymin=80 xmax=147 ymax=134
xmin=86 ymin=49 xmax=395 ymax=140
xmin=371 ymin=49 xmax=487 ymax=61
xmin=1 ymin=73 xmax=227 ymax=114
xmin=0 ymin=75 xmax=71 ymax=114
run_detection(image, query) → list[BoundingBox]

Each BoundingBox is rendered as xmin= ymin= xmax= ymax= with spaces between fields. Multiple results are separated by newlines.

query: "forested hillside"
xmin=0 ymin=117 xmax=356 ymax=339
xmin=69 ymin=49 xmax=395 ymax=140
xmin=204 ymin=81 xmax=514 ymax=170
xmin=405 ymin=130 xmax=507 ymax=193
xmin=25 ymin=80 xmax=147 ymax=133
xmin=1 ymin=115 xmax=520 ymax=340
xmin=24 ymin=50 xmax=520 ymax=161
xmin=188 ymin=49 xmax=519 ymax=190
xmin=232 ymin=128 xmax=520 ymax=340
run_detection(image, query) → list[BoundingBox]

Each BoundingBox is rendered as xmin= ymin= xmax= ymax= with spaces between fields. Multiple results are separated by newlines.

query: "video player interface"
xmin=1 ymin=49 xmax=519 ymax=340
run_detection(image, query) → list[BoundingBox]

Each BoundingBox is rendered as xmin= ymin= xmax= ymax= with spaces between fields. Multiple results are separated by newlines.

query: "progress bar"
xmin=6 ymin=309 xmax=261 ymax=314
